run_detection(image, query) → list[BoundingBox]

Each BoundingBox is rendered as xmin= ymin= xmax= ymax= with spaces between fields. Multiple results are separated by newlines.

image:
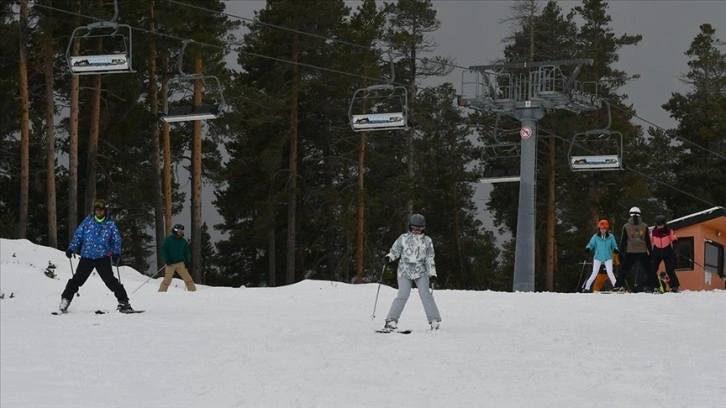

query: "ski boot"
xmin=382 ymin=320 xmax=397 ymax=332
xmin=58 ymin=298 xmax=70 ymax=314
xmin=117 ymin=301 xmax=134 ymax=313
xmin=430 ymin=320 xmax=440 ymax=330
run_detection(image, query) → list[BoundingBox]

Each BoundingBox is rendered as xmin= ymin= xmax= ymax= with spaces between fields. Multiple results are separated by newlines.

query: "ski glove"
xmin=584 ymin=247 xmax=591 ymax=254
xmin=111 ymin=254 xmax=121 ymax=266
xmin=613 ymin=249 xmax=619 ymax=254
xmin=429 ymin=275 xmax=438 ymax=284
xmin=65 ymin=249 xmax=73 ymax=259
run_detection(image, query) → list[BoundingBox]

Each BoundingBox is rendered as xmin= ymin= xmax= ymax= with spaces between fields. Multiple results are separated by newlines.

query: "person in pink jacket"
xmin=650 ymin=215 xmax=681 ymax=292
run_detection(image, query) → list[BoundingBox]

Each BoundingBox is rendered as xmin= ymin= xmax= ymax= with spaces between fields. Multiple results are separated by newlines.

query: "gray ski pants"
xmin=386 ymin=275 xmax=441 ymax=324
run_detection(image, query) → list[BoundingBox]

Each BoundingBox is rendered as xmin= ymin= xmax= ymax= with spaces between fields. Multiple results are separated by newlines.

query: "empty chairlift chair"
xmin=65 ymin=0 xmax=134 ymax=75
xmin=568 ymin=100 xmax=623 ymax=171
xmin=160 ymin=41 xmax=225 ymax=123
xmin=348 ymin=51 xmax=409 ymax=132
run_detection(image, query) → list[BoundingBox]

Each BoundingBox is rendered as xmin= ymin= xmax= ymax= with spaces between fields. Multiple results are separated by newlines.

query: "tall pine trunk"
xmin=191 ymin=56 xmax=203 ymax=283
xmin=285 ymin=32 xmax=299 ymax=285
xmin=68 ymin=1 xmax=81 ymax=237
xmin=84 ymin=71 xmax=102 ymax=211
xmin=18 ymin=0 xmax=30 ymax=238
xmin=148 ymin=2 xmax=165 ymax=270
xmin=161 ymin=54 xmax=172 ymax=234
xmin=355 ymin=129 xmax=367 ymax=284
xmin=406 ymin=50 xmax=416 ymax=220
xmin=43 ymin=6 xmax=57 ymax=247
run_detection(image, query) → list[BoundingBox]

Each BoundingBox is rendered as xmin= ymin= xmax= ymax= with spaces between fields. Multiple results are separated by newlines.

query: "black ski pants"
xmin=615 ymin=252 xmax=656 ymax=290
xmin=61 ymin=257 xmax=129 ymax=302
xmin=651 ymin=247 xmax=680 ymax=288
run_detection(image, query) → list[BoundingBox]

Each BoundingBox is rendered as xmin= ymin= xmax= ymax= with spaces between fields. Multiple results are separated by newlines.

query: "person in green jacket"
xmin=159 ymin=224 xmax=197 ymax=292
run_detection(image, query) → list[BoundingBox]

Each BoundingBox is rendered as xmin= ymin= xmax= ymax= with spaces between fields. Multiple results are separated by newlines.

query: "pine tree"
xmin=661 ymin=23 xmax=726 ymax=216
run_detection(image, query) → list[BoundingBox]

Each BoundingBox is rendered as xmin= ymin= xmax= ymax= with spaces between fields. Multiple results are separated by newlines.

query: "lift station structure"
xmin=458 ymin=59 xmax=602 ymax=292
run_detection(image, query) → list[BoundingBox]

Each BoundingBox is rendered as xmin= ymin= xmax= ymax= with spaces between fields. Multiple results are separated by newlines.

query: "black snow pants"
xmin=651 ymin=247 xmax=680 ymax=288
xmin=615 ymin=252 xmax=656 ymax=291
xmin=61 ymin=257 xmax=129 ymax=302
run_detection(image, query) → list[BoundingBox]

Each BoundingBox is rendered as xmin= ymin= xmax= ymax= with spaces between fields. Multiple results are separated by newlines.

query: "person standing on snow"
xmin=159 ymin=224 xmax=197 ymax=292
xmin=382 ymin=213 xmax=441 ymax=331
xmin=650 ymin=215 xmax=681 ymax=293
xmin=581 ymin=219 xmax=619 ymax=292
xmin=614 ymin=207 xmax=655 ymax=292
xmin=59 ymin=199 xmax=134 ymax=313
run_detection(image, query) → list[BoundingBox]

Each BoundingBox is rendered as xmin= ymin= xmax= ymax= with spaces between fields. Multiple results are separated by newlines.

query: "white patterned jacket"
xmin=387 ymin=232 xmax=437 ymax=280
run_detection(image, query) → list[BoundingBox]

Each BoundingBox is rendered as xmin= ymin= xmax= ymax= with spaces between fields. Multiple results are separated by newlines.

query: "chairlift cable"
xmin=606 ymin=99 xmax=726 ymax=161
xmin=164 ymin=0 xmax=474 ymax=73
xmin=27 ymin=1 xmax=402 ymax=86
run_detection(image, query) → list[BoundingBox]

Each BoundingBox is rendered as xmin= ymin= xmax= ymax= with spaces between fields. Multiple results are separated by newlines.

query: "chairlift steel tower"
xmin=458 ymin=59 xmax=601 ymax=292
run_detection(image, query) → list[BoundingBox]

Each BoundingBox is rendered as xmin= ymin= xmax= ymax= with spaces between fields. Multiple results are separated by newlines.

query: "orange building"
xmin=663 ymin=207 xmax=726 ymax=291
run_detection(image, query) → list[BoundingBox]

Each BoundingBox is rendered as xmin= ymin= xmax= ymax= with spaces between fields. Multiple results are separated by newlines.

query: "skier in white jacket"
xmin=382 ymin=214 xmax=442 ymax=331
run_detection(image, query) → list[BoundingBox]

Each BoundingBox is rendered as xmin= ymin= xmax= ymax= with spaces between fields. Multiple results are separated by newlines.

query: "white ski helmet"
xmin=629 ymin=207 xmax=641 ymax=216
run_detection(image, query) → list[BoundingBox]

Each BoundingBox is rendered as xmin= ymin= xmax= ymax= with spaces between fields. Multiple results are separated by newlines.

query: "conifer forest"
xmin=2 ymin=0 xmax=725 ymax=291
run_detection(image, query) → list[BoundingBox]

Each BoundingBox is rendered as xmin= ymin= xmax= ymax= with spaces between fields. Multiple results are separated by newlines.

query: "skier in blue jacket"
xmin=58 ymin=199 xmax=133 ymax=313
xmin=581 ymin=219 xmax=619 ymax=292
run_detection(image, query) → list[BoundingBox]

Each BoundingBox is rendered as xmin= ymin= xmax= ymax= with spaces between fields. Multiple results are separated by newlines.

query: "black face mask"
xmin=631 ymin=215 xmax=640 ymax=224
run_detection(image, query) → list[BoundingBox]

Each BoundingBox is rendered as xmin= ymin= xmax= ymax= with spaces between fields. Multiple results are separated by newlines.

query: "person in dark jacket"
xmin=59 ymin=199 xmax=133 ymax=313
xmin=650 ymin=215 xmax=681 ymax=293
xmin=159 ymin=224 xmax=197 ymax=292
xmin=614 ymin=207 xmax=656 ymax=292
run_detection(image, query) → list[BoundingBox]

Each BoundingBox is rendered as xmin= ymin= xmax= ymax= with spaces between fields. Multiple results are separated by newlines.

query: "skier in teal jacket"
xmin=581 ymin=219 xmax=619 ymax=292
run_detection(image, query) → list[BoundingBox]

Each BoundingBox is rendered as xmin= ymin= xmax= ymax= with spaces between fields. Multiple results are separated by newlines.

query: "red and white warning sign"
xmin=520 ymin=126 xmax=533 ymax=140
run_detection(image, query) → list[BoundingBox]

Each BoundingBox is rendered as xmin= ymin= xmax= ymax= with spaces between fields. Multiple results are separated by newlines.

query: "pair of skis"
xmin=375 ymin=329 xmax=412 ymax=334
xmin=52 ymin=309 xmax=145 ymax=315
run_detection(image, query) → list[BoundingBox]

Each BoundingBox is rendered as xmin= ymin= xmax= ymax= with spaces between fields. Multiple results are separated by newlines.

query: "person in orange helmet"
xmin=581 ymin=219 xmax=620 ymax=293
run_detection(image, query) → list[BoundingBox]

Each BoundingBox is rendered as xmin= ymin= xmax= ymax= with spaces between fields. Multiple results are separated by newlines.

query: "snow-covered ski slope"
xmin=1 ymin=238 xmax=724 ymax=407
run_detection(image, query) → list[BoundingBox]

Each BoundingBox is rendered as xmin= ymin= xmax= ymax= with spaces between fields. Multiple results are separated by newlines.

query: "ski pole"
xmin=113 ymin=255 xmax=122 ymax=283
xmin=680 ymin=253 xmax=707 ymax=271
xmin=371 ymin=263 xmax=386 ymax=320
xmin=576 ymin=258 xmax=588 ymax=292
xmin=131 ymin=265 xmax=165 ymax=294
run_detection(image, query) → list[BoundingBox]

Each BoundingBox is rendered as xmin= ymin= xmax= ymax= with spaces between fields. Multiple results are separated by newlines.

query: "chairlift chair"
xmin=480 ymin=114 xmax=520 ymax=161
xmin=348 ymin=50 xmax=409 ymax=132
xmin=65 ymin=0 xmax=134 ymax=75
xmin=568 ymin=129 xmax=623 ymax=171
xmin=568 ymin=99 xmax=623 ymax=171
xmin=160 ymin=41 xmax=226 ymax=123
xmin=348 ymin=84 xmax=409 ymax=131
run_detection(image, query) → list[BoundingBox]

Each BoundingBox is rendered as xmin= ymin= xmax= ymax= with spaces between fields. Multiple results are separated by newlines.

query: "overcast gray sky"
xmin=189 ymin=0 xmax=726 ymax=244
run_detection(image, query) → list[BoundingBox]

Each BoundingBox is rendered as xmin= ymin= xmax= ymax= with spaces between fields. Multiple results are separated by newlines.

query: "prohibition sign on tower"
xmin=520 ymin=126 xmax=533 ymax=140
xmin=458 ymin=59 xmax=601 ymax=292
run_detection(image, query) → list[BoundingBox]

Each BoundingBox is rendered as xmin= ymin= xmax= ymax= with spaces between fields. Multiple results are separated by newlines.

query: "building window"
xmin=704 ymin=240 xmax=724 ymax=278
xmin=674 ymin=237 xmax=694 ymax=270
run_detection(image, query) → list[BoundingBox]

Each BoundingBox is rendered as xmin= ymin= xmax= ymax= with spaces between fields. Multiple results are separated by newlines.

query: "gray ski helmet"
xmin=410 ymin=213 xmax=426 ymax=229
xmin=654 ymin=215 xmax=666 ymax=226
xmin=172 ymin=224 xmax=185 ymax=233
xmin=629 ymin=206 xmax=641 ymax=216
